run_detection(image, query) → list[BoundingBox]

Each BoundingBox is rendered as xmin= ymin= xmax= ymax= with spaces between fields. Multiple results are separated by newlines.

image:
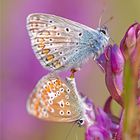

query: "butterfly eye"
xmin=100 ymin=29 xmax=106 ymax=35
xmin=77 ymin=119 xmax=84 ymax=127
xmin=79 ymin=119 xmax=84 ymax=124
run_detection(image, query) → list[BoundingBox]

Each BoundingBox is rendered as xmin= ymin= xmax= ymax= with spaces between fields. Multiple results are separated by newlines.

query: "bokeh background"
xmin=1 ymin=0 xmax=140 ymax=140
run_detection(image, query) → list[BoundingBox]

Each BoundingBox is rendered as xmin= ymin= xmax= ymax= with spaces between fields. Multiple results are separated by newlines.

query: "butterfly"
xmin=26 ymin=13 xmax=110 ymax=72
xmin=27 ymin=73 xmax=94 ymax=127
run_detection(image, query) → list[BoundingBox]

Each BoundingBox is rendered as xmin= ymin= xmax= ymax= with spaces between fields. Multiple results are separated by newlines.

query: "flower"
xmin=120 ymin=23 xmax=140 ymax=97
xmin=85 ymin=107 xmax=119 ymax=140
xmin=97 ymin=44 xmax=124 ymax=106
xmin=120 ymin=23 xmax=140 ymax=60
xmin=96 ymin=23 xmax=140 ymax=106
xmin=120 ymin=23 xmax=140 ymax=83
xmin=95 ymin=23 xmax=140 ymax=139
xmin=119 ymin=23 xmax=140 ymax=140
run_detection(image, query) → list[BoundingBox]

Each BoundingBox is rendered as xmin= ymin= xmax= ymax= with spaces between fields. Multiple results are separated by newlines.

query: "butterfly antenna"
xmin=64 ymin=122 xmax=77 ymax=140
xmin=98 ymin=9 xmax=105 ymax=28
xmin=98 ymin=15 xmax=102 ymax=28
xmin=101 ymin=16 xmax=114 ymax=26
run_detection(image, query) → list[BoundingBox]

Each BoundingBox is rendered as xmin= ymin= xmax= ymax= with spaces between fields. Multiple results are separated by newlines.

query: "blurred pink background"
xmin=1 ymin=0 xmax=140 ymax=140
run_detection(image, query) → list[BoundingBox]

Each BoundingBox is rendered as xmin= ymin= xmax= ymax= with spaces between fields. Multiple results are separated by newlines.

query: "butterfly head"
xmin=98 ymin=15 xmax=113 ymax=38
xmin=98 ymin=26 xmax=108 ymax=37
xmin=90 ymin=26 xmax=109 ymax=58
xmin=76 ymin=119 xmax=85 ymax=127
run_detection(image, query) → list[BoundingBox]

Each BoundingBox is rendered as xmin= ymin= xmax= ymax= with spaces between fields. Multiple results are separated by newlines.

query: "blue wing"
xmin=27 ymin=13 xmax=108 ymax=71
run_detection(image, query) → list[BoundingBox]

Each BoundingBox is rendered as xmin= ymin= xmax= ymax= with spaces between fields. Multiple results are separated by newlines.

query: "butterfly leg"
xmin=70 ymin=68 xmax=79 ymax=78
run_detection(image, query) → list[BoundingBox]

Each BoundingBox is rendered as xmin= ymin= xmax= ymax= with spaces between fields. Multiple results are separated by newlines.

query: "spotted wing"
xmin=27 ymin=13 xmax=99 ymax=71
xmin=27 ymin=73 xmax=83 ymax=122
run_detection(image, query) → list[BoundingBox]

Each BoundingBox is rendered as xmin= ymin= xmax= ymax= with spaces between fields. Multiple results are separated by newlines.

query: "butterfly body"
xmin=27 ymin=13 xmax=109 ymax=72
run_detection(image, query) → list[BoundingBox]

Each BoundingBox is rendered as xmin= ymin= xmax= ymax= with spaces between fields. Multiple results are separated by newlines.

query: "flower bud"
xmin=110 ymin=44 xmax=124 ymax=74
xmin=120 ymin=23 xmax=140 ymax=59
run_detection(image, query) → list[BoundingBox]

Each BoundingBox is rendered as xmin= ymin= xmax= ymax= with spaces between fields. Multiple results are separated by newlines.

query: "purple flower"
xmin=85 ymin=23 xmax=140 ymax=140
xmin=86 ymin=108 xmax=118 ymax=140
xmin=96 ymin=23 xmax=140 ymax=107
xmin=97 ymin=45 xmax=124 ymax=106
xmin=120 ymin=23 xmax=140 ymax=77
xmin=82 ymin=96 xmax=119 ymax=140
xmin=84 ymin=97 xmax=96 ymax=122
xmin=120 ymin=23 xmax=140 ymax=97
xmin=80 ymin=93 xmax=96 ymax=126
xmin=120 ymin=23 xmax=140 ymax=59
xmin=95 ymin=23 xmax=140 ymax=139
xmin=110 ymin=45 xmax=124 ymax=74
xmin=97 ymin=44 xmax=124 ymax=75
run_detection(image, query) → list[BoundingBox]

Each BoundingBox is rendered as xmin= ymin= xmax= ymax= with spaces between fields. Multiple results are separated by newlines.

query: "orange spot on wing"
xmin=42 ymin=93 xmax=47 ymax=101
xmin=47 ymin=106 xmax=53 ymax=112
xmin=52 ymin=60 xmax=61 ymax=68
xmin=55 ymin=79 xmax=62 ymax=85
xmin=39 ymin=44 xmax=45 ymax=48
xmin=46 ymin=54 xmax=54 ymax=61
xmin=38 ymin=38 xmax=45 ymax=48
xmin=43 ymin=86 xmax=51 ymax=93
xmin=34 ymin=101 xmax=39 ymax=110
xmin=42 ymin=49 xmax=50 ymax=54
xmin=49 ymin=83 xmax=55 ymax=89
xmin=38 ymin=38 xmax=45 ymax=42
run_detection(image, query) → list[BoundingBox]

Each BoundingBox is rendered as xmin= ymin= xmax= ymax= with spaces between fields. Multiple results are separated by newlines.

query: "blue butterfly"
xmin=27 ymin=13 xmax=109 ymax=72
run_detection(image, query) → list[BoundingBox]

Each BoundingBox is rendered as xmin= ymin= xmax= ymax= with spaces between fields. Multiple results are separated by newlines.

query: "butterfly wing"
xmin=27 ymin=73 xmax=83 ymax=122
xmin=27 ymin=13 xmax=100 ymax=71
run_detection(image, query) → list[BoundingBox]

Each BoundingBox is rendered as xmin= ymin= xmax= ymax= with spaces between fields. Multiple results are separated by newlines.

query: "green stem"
xmin=122 ymin=60 xmax=137 ymax=140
